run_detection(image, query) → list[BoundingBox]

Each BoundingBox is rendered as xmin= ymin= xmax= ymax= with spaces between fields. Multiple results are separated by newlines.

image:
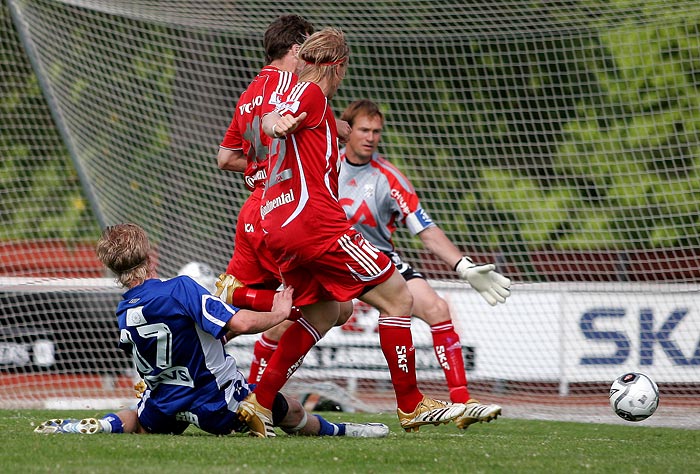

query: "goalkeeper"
xmin=338 ymin=99 xmax=510 ymax=429
xmin=34 ymin=223 xmax=388 ymax=438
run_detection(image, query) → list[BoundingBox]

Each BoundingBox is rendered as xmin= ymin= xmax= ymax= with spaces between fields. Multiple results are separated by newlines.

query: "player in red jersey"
xmin=216 ymin=15 xmax=312 ymax=309
xmin=339 ymin=99 xmax=511 ymax=429
xmin=235 ymin=28 xmax=467 ymax=438
xmin=215 ymin=16 xmax=352 ymax=374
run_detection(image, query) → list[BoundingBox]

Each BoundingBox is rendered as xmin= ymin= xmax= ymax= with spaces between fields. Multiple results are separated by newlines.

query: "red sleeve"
xmin=219 ymin=113 xmax=243 ymax=150
xmin=275 ymin=82 xmax=328 ymax=131
xmin=375 ymin=157 xmax=421 ymax=220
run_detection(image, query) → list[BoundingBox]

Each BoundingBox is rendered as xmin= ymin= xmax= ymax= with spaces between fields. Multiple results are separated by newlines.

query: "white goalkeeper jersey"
xmin=116 ymin=276 xmax=245 ymax=416
xmin=338 ymin=151 xmax=435 ymax=252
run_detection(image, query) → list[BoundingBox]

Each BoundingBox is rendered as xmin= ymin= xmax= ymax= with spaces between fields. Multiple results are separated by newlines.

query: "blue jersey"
xmin=117 ymin=276 xmax=242 ymax=416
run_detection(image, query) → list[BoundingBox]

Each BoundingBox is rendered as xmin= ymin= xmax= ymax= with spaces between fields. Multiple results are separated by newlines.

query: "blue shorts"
xmin=136 ymin=379 xmax=289 ymax=435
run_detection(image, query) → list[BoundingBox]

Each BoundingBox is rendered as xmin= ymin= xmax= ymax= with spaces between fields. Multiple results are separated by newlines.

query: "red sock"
xmin=232 ymin=287 xmax=275 ymax=310
xmin=231 ymin=286 xmax=302 ymax=320
xmin=254 ymin=318 xmax=320 ymax=409
xmin=377 ymin=316 xmax=423 ymax=412
xmin=431 ymin=321 xmax=469 ymax=403
xmin=248 ymin=334 xmax=278 ymax=383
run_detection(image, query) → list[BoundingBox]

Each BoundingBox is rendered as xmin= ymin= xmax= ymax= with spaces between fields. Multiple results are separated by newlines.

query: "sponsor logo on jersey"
xmin=277 ymin=99 xmax=301 ymax=115
xmin=390 ymin=188 xmax=411 ymax=216
xmin=244 ymin=223 xmax=254 ymax=232
xmin=238 ymin=94 xmax=264 ymax=115
xmin=269 ymin=91 xmax=282 ymax=106
xmin=260 ymin=189 xmax=295 ymax=218
xmin=245 ymin=168 xmax=267 ymax=189
xmin=145 ymin=365 xmax=195 ymax=390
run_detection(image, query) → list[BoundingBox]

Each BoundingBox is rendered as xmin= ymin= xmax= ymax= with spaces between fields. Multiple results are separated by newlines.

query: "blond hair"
xmin=96 ymin=223 xmax=151 ymax=287
xmin=298 ymin=27 xmax=349 ymax=85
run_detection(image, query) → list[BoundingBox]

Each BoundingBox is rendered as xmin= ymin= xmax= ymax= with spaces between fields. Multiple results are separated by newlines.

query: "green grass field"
xmin=2 ymin=409 xmax=698 ymax=473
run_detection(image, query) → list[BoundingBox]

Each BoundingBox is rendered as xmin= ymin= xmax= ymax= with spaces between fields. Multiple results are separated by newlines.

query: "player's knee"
xmin=264 ymin=319 xmax=293 ymax=340
xmin=395 ymin=285 xmax=414 ymax=315
xmin=335 ymin=300 xmax=354 ymax=326
xmin=417 ymin=296 xmax=451 ymax=325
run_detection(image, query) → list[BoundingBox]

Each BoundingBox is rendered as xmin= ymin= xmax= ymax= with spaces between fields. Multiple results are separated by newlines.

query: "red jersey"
xmin=219 ymin=66 xmax=296 ymax=191
xmin=260 ymin=81 xmax=350 ymax=270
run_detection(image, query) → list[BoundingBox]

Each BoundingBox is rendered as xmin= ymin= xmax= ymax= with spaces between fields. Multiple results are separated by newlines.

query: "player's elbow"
xmin=217 ymin=148 xmax=231 ymax=170
xmin=217 ymin=148 xmax=245 ymax=172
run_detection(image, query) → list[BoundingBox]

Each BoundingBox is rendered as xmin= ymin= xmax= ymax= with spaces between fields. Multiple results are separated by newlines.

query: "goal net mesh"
xmin=2 ymin=0 xmax=699 ymax=427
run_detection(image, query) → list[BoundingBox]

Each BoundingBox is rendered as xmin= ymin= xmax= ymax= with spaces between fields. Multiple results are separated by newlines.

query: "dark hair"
xmin=341 ymin=99 xmax=384 ymax=127
xmin=263 ymin=15 xmax=314 ymax=64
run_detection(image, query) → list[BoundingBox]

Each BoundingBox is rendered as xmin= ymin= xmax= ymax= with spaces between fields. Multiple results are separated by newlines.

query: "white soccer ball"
xmin=178 ymin=261 xmax=217 ymax=293
xmin=609 ymin=372 xmax=659 ymax=422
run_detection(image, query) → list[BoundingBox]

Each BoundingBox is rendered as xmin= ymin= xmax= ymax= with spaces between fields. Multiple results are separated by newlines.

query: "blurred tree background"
xmin=2 ymin=0 xmax=699 ymax=281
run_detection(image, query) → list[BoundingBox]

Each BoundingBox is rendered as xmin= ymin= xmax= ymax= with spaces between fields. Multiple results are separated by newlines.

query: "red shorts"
xmin=226 ymin=190 xmax=281 ymax=288
xmin=279 ymin=229 xmax=394 ymax=306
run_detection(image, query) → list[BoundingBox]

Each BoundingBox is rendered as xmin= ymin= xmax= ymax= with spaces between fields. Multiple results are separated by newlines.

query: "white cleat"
xmin=342 ymin=422 xmax=390 ymax=438
xmin=34 ymin=418 xmax=104 ymax=434
xmin=74 ymin=418 xmax=104 ymax=434
xmin=397 ymin=396 xmax=467 ymax=432
xmin=34 ymin=419 xmax=74 ymax=434
xmin=455 ymin=399 xmax=502 ymax=429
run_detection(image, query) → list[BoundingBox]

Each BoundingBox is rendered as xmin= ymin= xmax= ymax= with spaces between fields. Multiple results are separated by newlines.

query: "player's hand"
xmin=272 ymin=112 xmax=307 ymax=138
xmin=336 ymin=118 xmax=351 ymax=143
xmin=455 ymin=257 xmax=511 ymax=306
xmin=271 ymin=286 xmax=294 ymax=318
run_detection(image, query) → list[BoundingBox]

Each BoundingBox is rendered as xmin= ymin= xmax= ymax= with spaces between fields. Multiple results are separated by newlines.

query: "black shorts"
xmin=383 ymin=250 xmax=424 ymax=282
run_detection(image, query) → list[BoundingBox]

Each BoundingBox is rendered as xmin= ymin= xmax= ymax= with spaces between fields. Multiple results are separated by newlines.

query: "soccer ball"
xmin=609 ymin=372 xmax=659 ymax=422
xmin=178 ymin=261 xmax=217 ymax=293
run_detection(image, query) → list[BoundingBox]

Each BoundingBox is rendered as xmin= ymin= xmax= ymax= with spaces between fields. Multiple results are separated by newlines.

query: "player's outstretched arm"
xmin=418 ymin=226 xmax=511 ymax=306
xmin=225 ymin=286 xmax=294 ymax=336
xmin=455 ymin=257 xmax=511 ymax=306
xmin=263 ymin=111 xmax=307 ymax=138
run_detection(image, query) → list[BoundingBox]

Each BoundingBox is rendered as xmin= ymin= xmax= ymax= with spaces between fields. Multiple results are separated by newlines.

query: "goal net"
xmin=2 ymin=0 xmax=700 ymax=427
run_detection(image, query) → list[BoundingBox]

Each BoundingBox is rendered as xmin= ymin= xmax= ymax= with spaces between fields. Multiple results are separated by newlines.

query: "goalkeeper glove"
xmin=455 ymin=256 xmax=511 ymax=306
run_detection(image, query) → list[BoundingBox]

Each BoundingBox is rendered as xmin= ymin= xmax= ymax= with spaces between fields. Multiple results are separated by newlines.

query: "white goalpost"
xmin=2 ymin=0 xmax=700 ymax=428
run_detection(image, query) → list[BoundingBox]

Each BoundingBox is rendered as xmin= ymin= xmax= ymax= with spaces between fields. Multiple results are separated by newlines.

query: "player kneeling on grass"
xmin=34 ymin=223 xmax=388 ymax=438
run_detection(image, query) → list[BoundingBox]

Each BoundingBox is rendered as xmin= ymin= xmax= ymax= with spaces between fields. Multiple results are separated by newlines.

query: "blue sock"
xmin=314 ymin=415 xmax=346 ymax=436
xmin=101 ymin=413 xmax=124 ymax=433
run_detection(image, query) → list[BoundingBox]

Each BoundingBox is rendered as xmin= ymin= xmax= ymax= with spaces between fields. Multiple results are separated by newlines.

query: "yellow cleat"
xmin=397 ymin=396 xmax=466 ymax=432
xmin=134 ymin=380 xmax=147 ymax=398
xmin=214 ymin=273 xmax=245 ymax=305
xmin=237 ymin=393 xmax=276 ymax=438
xmin=454 ymin=399 xmax=502 ymax=429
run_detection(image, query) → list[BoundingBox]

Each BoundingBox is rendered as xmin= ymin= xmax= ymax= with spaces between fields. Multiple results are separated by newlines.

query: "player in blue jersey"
xmin=34 ymin=223 xmax=388 ymax=438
